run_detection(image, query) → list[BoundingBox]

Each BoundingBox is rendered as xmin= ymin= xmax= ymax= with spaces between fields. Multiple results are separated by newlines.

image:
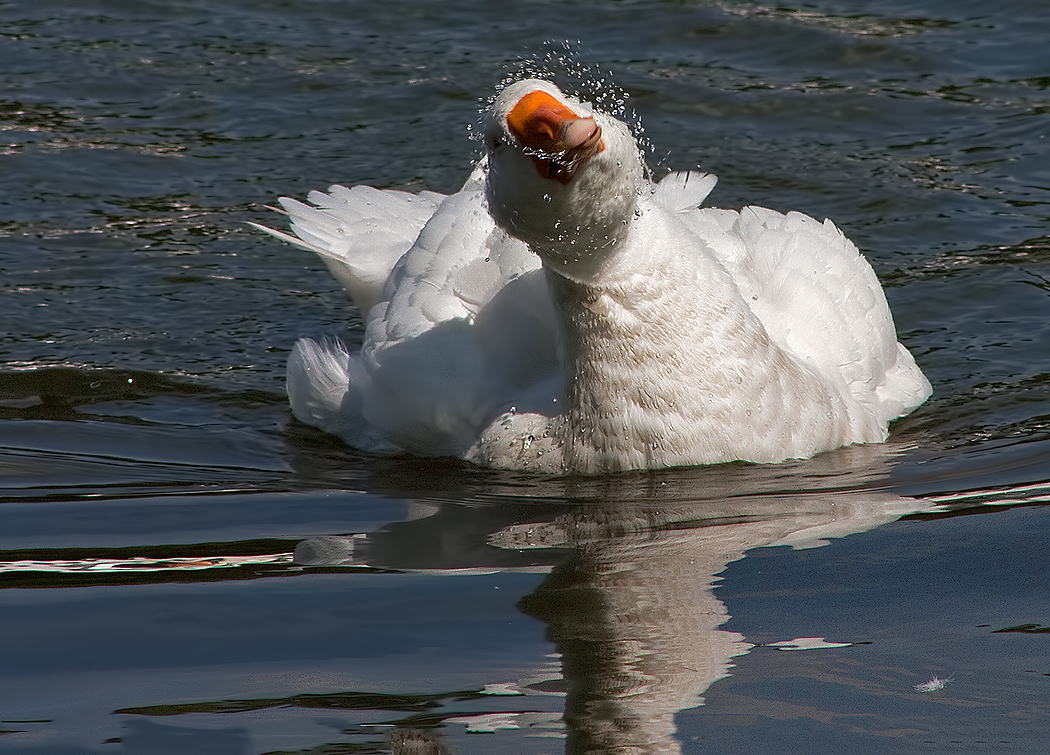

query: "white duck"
xmin=253 ymin=78 xmax=930 ymax=474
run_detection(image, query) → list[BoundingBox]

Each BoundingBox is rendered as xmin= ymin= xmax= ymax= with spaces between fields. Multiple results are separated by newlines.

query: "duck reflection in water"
xmin=295 ymin=445 xmax=935 ymax=753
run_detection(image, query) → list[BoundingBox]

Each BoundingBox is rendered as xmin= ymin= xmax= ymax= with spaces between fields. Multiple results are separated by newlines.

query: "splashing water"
xmin=470 ymin=40 xmax=655 ymax=179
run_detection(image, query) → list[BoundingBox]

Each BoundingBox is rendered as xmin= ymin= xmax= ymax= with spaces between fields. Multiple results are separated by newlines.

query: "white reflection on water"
xmin=283 ymin=450 xmax=1050 ymax=751
xmin=6 ymin=446 xmax=1050 ymax=751
xmin=341 ymin=488 xmax=929 ymax=751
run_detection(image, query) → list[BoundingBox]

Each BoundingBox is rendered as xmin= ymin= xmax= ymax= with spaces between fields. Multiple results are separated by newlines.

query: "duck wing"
xmin=288 ymin=184 xmax=559 ymax=456
xmin=684 ymin=205 xmax=930 ymax=423
xmin=250 ymin=183 xmax=445 ymax=315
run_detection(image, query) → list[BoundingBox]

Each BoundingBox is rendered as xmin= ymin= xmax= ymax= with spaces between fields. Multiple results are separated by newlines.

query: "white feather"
xmin=914 ymin=674 xmax=953 ymax=692
xmin=651 ymin=170 xmax=718 ymax=212
xmin=251 ymin=184 xmax=444 ymax=316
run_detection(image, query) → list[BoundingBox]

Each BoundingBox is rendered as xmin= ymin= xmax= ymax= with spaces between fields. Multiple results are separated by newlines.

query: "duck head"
xmin=484 ymin=79 xmax=645 ymax=283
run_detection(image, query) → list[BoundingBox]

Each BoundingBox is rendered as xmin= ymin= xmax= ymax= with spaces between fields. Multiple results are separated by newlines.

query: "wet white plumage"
xmin=253 ymin=79 xmax=930 ymax=473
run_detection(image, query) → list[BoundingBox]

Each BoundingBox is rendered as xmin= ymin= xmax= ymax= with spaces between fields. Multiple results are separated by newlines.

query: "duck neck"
xmin=531 ymin=202 xmax=636 ymax=286
xmin=538 ymin=213 xmax=701 ymax=467
xmin=542 ymin=207 xmax=823 ymax=471
xmin=546 ymin=248 xmax=698 ymax=420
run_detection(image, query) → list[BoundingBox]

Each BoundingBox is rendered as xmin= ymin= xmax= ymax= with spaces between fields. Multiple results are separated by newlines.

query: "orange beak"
xmin=506 ymin=90 xmax=605 ymax=185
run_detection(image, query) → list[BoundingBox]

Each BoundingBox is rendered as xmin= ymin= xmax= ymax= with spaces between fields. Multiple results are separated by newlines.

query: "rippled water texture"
xmin=2 ymin=1 xmax=1049 ymax=753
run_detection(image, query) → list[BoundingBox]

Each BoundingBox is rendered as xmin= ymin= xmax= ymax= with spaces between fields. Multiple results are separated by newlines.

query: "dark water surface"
xmin=2 ymin=1 xmax=1049 ymax=753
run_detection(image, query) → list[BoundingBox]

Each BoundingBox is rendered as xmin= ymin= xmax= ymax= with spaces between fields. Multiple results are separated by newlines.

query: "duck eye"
xmin=491 ymin=136 xmax=504 ymax=150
